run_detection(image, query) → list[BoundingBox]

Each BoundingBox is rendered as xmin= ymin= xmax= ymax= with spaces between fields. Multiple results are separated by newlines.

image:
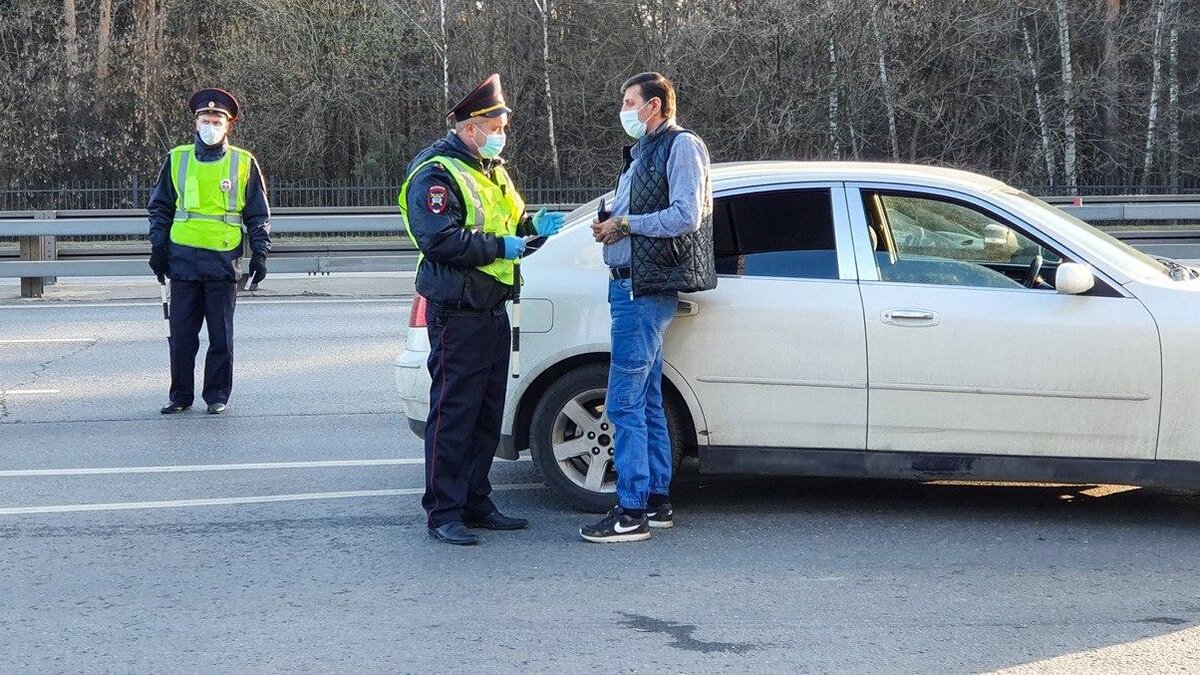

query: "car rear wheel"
xmin=529 ymin=363 xmax=685 ymax=513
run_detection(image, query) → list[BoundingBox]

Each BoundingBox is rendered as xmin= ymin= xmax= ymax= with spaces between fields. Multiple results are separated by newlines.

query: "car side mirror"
xmin=1055 ymin=262 xmax=1095 ymax=295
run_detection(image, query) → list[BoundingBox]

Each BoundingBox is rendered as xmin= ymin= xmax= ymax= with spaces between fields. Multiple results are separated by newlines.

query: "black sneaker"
xmin=646 ymin=502 xmax=674 ymax=529
xmin=580 ymin=507 xmax=651 ymax=543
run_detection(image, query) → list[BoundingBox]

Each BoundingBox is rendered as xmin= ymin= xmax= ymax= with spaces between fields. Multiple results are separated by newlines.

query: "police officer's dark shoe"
xmin=580 ymin=507 xmax=651 ymax=543
xmin=646 ymin=502 xmax=674 ymax=529
xmin=206 ymin=403 xmax=227 ymax=415
xmin=160 ymin=402 xmax=190 ymax=414
xmin=463 ymin=509 xmax=529 ymax=531
xmin=428 ymin=521 xmax=479 ymax=546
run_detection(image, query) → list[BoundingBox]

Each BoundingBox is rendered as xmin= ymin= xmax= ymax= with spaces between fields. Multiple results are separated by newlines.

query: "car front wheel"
xmin=529 ymin=363 xmax=685 ymax=513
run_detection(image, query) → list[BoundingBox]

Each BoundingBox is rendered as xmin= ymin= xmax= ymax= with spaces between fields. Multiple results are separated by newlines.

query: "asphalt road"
xmin=3 ymin=295 xmax=1200 ymax=673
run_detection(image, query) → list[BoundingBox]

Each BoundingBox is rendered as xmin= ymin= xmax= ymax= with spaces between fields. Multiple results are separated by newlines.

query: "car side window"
xmin=863 ymin=191 xmax=1061 ymax=290
xmin=714 ymin=189 xmax=839 ymax=280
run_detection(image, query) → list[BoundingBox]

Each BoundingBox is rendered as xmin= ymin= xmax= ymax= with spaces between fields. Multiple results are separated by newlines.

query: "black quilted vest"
xmin=626 ymin=125 xmax=717 ymax=297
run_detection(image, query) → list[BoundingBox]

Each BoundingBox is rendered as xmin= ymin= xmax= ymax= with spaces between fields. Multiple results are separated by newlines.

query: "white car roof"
xmin=712 ymin=161 xmax=1010 ymax=194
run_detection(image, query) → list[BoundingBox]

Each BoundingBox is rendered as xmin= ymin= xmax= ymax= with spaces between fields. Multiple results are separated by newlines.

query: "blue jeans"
xmin=606 ymin=278 xmax=678 ymax=511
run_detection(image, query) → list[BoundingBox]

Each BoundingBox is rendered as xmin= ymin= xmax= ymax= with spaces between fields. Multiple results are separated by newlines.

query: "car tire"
xmin=530 ymin=363 xmax=685 ymax=513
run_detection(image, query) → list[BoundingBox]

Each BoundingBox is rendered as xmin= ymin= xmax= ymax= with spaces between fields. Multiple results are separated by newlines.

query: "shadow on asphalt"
xmin=667 ymin=465 xmax=1200 ymax=526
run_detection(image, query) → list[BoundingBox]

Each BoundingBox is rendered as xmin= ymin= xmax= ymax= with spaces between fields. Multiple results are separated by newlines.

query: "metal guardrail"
xmin=0 ymin=205 xmax=577 ymax=296
xmin=0 ymin=205 xmax=572 ymax=237
xmin=3 ymin=198 xmax=1200 ymax=297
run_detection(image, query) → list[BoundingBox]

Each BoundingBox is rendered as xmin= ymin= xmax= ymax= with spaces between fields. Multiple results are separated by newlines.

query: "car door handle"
xmin=882 ymin=309 xmax=939 ymax=326
xmin=676 ymin=300 xmax=699 ymax=317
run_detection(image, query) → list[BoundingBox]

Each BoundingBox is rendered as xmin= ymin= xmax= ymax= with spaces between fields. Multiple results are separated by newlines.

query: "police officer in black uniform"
xmin=148 ymin=89 xmax=271 ymax=415
xmin=401 ymin=75 xmax=564 ymax=545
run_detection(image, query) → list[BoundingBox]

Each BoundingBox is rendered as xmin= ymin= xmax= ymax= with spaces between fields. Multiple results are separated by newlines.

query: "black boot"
xmin=428 ymin=521 xmax=479 ymax=545
xmin=464 ymin=509 xmax=529 ymax=531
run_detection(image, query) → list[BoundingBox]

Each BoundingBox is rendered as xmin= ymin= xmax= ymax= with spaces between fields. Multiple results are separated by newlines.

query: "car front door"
xmin=664 ymin=183 xmax=868 ymax=450
xmin=848 ymin=184 xmax=1161 ymax=460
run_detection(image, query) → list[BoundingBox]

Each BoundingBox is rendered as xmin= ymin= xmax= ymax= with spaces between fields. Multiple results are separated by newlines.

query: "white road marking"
xmin=0 ymin=298 xmax=413 ymax=310
xmin=1 ymin=389 xmax=60 ymax=395
xmin=0 ymin=456 xmax=529 ymax=477
xmin=0 ymin=483 xmax=545 ymax=516
xmin=0 ymin=338 xmax=97 ymax=344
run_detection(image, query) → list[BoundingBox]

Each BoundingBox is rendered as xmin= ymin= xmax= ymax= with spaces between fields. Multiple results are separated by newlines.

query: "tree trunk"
xmin=1053 ymin=0 xmax=1078 ymax=191
xmin=1166 ymin=0 xmax=1181 ymax=190
xmin=439 ymin=0 xmax=449 ymax=113
xmin=1142 ymin=0 xmax=1167 ymax=187
xmin=95 ymin=0 xmax=113 ymax=117
xmin=533 ymin=0 xmax=560 ymax=178
xmin=133 ymin=0 xmax=170 ymax=147
xmin=1023 ymin=23 xmax=1057 ymax=186
xmin=1099 ymin=0 xmax=1120 ymax=182
xmin=827 ymin=34 xmax=840 ymax=160
xmin=62 ymin=0 xmax=79 ymax=96
xmin=872 ymin=10 xmax=900 ymax=161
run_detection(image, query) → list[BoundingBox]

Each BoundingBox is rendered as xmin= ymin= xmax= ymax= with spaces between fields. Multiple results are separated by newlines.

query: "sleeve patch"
xmin=427 ymin=185 xmax=448 ymax=214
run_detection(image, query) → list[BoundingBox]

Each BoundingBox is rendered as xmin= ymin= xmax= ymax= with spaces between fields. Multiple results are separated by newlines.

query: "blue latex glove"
xmin=531 ymin=208 xmax=565 ymax=237
xmin=501 ymin=235 xmax=527 ymax=260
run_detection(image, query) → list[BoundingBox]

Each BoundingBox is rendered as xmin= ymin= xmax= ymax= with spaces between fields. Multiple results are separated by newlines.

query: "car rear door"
xmin=664 ymin=183 xmax=869 ymax=450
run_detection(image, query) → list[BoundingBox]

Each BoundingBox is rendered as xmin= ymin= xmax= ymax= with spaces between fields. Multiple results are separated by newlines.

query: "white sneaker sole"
xmin=579 ymin=529 xmax=652 ymax=543
xmin=648 ymin=520 xmax=673 ymax=529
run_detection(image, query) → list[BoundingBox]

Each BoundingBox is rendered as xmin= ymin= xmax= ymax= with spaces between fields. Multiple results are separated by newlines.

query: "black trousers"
xmin=422 ymin=303 xmax=510 ymax=528
xmin=168 ymin=279 xmax=236 ymax=406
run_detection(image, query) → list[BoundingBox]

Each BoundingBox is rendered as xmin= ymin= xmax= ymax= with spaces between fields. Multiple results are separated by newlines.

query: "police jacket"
xmin=403 ymin=133 xmax=535 ymax=310
xmin=147 ymin=134 xmax=271 ymax=282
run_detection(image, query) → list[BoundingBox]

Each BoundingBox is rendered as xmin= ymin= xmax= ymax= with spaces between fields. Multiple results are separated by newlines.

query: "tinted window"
xmin=715 ymin=189 xmax=838 ymax=279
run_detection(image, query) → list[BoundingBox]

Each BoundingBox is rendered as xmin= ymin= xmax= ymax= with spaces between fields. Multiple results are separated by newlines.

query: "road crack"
xmin=0 ymin=339 xmax=100 ymax=421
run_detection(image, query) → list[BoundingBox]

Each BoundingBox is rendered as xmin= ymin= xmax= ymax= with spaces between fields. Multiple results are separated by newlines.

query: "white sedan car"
xmin=397 ymin=162 xmax=1200 ymax=512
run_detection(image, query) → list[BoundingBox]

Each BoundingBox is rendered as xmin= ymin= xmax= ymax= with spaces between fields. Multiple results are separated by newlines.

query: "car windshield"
xmin=1005 ymin=190 xmax=1171 ymax=279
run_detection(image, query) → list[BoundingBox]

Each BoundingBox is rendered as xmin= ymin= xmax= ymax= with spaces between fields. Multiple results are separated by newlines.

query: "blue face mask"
xmin=620 ymin=101 xmax=651 ymax=140
xmin=472 ymin=126 xmax=506 ymax=159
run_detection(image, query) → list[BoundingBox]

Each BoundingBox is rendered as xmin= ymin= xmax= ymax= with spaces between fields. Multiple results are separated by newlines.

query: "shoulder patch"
xmin=427 ymin=185 xmax=448 ymax=214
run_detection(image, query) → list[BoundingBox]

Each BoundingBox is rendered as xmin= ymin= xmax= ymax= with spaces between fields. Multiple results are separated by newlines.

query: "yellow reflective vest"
xmin=399 ymin=155 xmax=525 ymax=286
xmin=168 ymin=144 xmax=253 ymax=252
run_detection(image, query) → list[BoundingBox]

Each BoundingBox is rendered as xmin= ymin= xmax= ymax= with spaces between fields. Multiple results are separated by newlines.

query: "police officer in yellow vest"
xmin=148 ymin=88 xmax=271 ymax=415
xmin=400 ymin=74 xmax=564 ymax=545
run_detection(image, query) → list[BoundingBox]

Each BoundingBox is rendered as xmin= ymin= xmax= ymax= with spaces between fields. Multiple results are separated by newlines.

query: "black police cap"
xmin=189 ymin=88 xmax=240 ymax=121
xmin=447 ymin=74 xmax=512 ymax=123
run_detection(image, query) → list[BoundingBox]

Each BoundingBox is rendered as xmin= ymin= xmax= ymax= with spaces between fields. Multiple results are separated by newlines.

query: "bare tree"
xmin=61 ymin=0 xmax=79 ymax=96
xmin=1166 ymin=0 xmax=1181 ymax=190
xmin=1053 ymin=0 xmax=1078 ymax=190
xmin=95 ymin=0 xmax=113 ymax=118
xmin=871 ymin=6 xmax=900 ymax=161
xmin=1023 ymin=21 xmax=1057 ymax=186
xmin=827 ymin=33 xmax=841 ymax=159
xmin=2 ymin=0 xmax=1198 ymax=192
xmin=1099 ymin=0 xmax=1120 ymax=179
xmin=533 ymin=0 xmax=561 ymax=178
xmin=440 ymin=0 xmax=449 ymax=113
xmin=1142 ymin=0 xmax=1169 ymax=186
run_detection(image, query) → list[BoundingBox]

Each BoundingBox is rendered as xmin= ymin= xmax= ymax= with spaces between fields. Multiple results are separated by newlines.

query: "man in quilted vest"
xmin=147 ymin=88 xmax=271 ymax=416
xmin=582 ymin=72 xmax=716 ymax=543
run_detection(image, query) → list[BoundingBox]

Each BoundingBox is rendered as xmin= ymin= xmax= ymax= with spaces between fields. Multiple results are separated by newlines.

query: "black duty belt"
xmin=609 ymin=267 xmax=632 ymax=280
xmin=431 ymin=302 xmax=506 ymax=317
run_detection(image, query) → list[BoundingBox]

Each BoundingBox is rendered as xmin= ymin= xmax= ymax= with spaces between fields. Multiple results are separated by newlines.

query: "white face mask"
xmin=620 ymin=101 xmax=651 ymax=140
xmin=196 ymin=120 xmax=227 ymax=146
